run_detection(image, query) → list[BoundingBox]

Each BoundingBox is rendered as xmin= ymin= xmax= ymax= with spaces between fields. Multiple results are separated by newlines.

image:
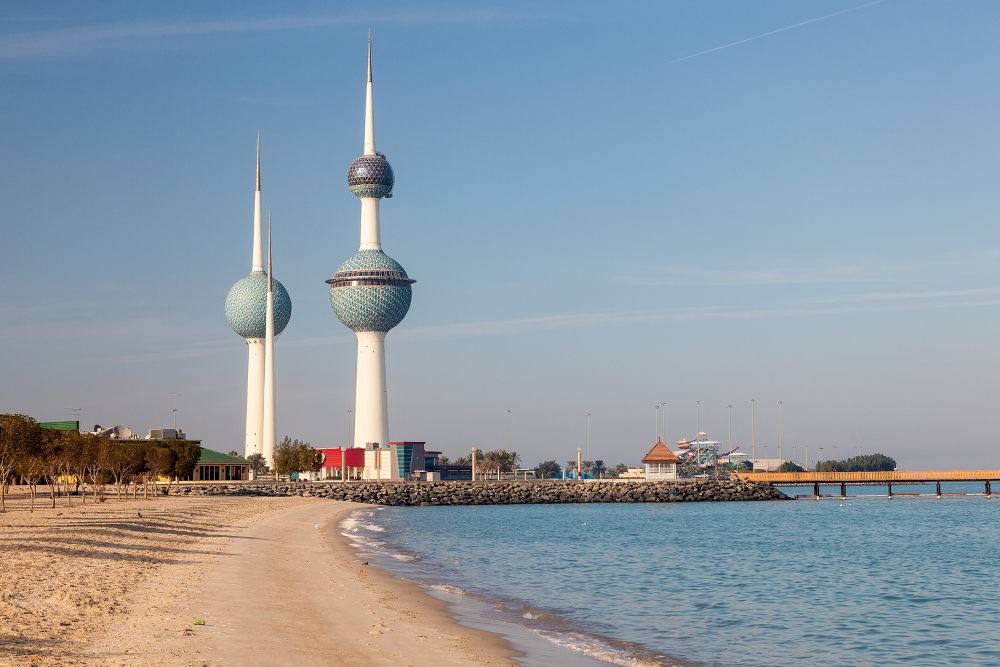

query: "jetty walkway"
xmin=731 ymin=470 xmax=1000 ymax=499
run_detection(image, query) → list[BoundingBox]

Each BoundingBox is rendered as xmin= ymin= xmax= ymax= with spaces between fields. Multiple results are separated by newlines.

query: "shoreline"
xmin=0 ymin=491 xmax=524 ymax=666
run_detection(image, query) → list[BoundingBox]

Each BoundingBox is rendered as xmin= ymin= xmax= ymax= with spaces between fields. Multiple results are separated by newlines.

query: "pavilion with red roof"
xmin=642 ymin=439 xmax=680 ymax=480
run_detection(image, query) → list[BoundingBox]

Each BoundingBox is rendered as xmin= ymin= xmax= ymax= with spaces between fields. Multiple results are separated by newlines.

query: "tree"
xmin=582 ymin=460 xmax=595 ymax=476
xmin=437 ymin=455 xmax=451 ymax=465
xmin=566 ymin=460 xmax=578 ymax=477
xmin=0 ymin=414 xmax=39 ymax=511
xmin=592 ymin=460 xmax=607 ymax=478
xmin=145 ymin=446 xmax=173 ymax=498
xmin=778 ymin=461 xmax=805 ymax=473
xmin=166 ymin=441 xmax=201 ymax=490
xmin=246 ymin=452 xmax=266 ymax=477
xmin=614 ymin=463 xmax=627 ymax=476
xmin=227 ymin=450 xmax=240 ymax=458
xmin=453 ymin=454 xmax=471 ymax=466
xmin=107 ymin=443 xmax=144 ymax=500
xmin=299 ymin=446 xmax=324 ymax=476
xmin=535 ymin=460 xmax=561 ymax=479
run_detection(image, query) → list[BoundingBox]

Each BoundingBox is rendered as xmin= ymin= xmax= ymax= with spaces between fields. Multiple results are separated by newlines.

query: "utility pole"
xmin=696 ymin=400 xmax=701 ymax=434
xmin=586 ymin=412 xmax=592 ymax=462
xmin=750 ymin=399 xmax=757 ymax=472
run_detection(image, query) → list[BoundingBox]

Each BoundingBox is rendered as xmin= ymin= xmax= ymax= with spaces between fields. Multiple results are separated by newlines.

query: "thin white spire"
xmin=251 ymin=133 xmax=265 ymax=272
xmin=364 ymin=31 xmax=376 ymax=156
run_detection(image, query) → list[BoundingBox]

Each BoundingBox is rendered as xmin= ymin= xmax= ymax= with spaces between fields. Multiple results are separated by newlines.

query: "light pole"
xmin=654 ymin=404 xmax=660 ymax=441
xmin=659 ymin=402 xmax=668 ymax=444
xmin=696 ymin=400 xmax=701 ymax=435
xmin=777 ymin=400 xmax=783 ymax=464
xmin=750 ymin=399 xmax=757 ymax=471
xmin=346 ymin=409 xmax=353 ymax=447
xmin=172 ymin=408 xmax=177 ymax=431
xmin=586 ymin=412 xmax=592 ymax=462
xmin=727 ymin=404 xmax=733 ymax=452
xmin=805 ymin=444 xmax=809 ymax=471
xmin=505 ymin=410 xmax=511 ymax=480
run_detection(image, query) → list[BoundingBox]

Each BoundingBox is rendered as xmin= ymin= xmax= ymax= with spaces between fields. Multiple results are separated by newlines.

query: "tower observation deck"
xmin=327 ymin=36 xmax=414 ymax=451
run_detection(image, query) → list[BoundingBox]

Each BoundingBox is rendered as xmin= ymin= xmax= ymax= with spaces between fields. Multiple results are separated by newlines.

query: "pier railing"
xmin=731 ymin=470 xmax=1000 ymax=484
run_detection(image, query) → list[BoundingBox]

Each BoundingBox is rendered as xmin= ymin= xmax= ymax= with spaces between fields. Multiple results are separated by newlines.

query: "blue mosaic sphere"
xmin=225 ymin=271 xmax=292 ymax=339
xmin=326 ymin=250 xmax=414 ymax=333
xmin=347 ymin=154 xmax=394 ymax=199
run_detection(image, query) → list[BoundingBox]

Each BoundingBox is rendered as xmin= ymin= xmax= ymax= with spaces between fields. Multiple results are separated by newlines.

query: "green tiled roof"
xmin=198 ymin=448 xmax=248 ymax=464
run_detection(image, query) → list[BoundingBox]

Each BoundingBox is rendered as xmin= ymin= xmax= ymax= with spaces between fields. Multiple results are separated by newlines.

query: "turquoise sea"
xmin=340 ymin=483 xmax=1000 ymax=666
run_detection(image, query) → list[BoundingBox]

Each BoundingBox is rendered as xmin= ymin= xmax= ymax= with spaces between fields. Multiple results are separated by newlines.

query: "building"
xmin=642 ymin=439 xmax=681 ymax=480
xmin=317 ymin=447 xmax=367 ymax=480
xmin=327 ymin=37 xmax=415 ymax=460
xmin=225 ymin=138 xmax=292 ymax=467
xmin=618 ymin=467 xmax=646 ymax=480
xmin=185 ymin=449 xmax=249 ymax=482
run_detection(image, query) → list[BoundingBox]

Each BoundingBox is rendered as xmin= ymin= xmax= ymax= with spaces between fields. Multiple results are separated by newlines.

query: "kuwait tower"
xmin=225 ymin=138 xmax=292 ymax=465
xmin=327 ymin=37 xmax=415 ymax=448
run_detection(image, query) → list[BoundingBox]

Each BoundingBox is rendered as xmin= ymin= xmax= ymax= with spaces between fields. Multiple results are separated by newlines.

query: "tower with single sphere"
xmin=226 ymin=139 xmax=291 ymax=466
xmin=327 ymin=38 xmax=414 ymax=450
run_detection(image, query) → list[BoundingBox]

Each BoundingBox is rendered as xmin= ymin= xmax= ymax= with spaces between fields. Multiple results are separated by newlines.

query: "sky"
xmin=2 ymin=0 xmax=999 ymax=470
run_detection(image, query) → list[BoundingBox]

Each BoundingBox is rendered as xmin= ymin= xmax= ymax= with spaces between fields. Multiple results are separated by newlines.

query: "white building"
xmin=642 ymin=439 xmax=681 ymax=480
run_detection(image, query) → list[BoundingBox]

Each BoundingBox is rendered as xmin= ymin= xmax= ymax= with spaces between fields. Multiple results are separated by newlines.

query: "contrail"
xmin=671 ymin=0 xmax=884 ymax=64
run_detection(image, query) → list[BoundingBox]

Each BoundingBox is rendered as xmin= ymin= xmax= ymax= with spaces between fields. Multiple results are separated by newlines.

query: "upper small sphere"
xmin=348 ymin=154 xmax=394 ymax=199
xmin=225 ymin=271 xmax=292 ymax=339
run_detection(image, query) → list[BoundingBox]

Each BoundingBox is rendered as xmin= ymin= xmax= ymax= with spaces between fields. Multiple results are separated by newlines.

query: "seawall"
xmin=170 ymin=479 xmax=789 ymax=504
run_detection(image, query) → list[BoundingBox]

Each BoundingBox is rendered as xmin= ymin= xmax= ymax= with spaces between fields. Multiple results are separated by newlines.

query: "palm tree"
xmin=592 ymin=459 xmax=607 ymax=479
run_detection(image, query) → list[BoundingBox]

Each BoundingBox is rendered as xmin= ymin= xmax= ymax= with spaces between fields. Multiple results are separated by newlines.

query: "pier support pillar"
xmin=936 ymin=481 xmax=941 ymax=498
xmin=887 ymin=483 xmax=892 ymax=500
xmin=840 ymin=483 xmax=846 ymax=500
xmin=813 ymin=482 xmax=820 ymax=500
xmin=986 ymin=481 xmax=991 ymax=499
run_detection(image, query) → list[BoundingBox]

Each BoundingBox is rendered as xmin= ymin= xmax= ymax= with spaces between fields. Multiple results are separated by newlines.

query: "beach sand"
xmin=0 ymin=488 xmax=521 ymax=666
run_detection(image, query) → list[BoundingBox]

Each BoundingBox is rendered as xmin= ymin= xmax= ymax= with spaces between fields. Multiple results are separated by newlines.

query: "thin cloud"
xmin=0 ymin=10 xmax=511 ymax=60
xmin=618 ymin=254 xmax=1000 ymax=287
xmin=671 ymin=0 xmax=885 ymax=64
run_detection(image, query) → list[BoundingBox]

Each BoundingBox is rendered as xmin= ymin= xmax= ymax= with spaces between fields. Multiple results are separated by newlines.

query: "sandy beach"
xmin=0 ymin=488 xmax=521 ymax=666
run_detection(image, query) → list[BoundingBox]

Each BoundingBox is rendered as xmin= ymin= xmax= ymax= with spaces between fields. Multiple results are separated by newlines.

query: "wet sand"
xmin=0 ymin=489 xmax=521 ymax=666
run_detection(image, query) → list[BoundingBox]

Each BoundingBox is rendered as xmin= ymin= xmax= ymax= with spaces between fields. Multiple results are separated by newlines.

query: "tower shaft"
xmin=360 ymin=198 xmax=381 ymax=249
xmin=244 ymin=338 xmax=264 ymax=455
xmin=353 ymin=331 xmax=388 ymax=447
xmin=262 ymin=212 xmax=277 ymax=466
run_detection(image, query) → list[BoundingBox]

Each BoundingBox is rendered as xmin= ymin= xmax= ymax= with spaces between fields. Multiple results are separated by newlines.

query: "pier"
xmin=731 ymin=470 xmax=1000 ymax=500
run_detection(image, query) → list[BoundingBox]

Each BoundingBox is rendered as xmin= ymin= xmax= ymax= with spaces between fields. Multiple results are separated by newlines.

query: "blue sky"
xmin=2 ymin=1 xmax=999 ymax=469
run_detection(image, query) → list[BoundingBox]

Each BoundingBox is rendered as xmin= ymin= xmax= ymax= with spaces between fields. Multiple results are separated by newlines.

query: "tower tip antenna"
xmin=367 ymin=30 xmax=373 ymax=83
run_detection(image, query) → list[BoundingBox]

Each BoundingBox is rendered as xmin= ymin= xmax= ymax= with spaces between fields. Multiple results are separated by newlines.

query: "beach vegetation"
xmin=535 ymin=460 xmax=561 ymax=479
xmin=592 ymin=460 xmax=608 ymax=478
xmin=0 ymin=414 xmax=204 ymax=506
xmin=273 ymin=436 xmax=320 ymax=480
xmin=246 ymin=452 xmax=267 ymax=476
xmin=815 ymin=454 xmax=896 ymax=472
xmin=778 ymin=461 xmax=805 ymax=473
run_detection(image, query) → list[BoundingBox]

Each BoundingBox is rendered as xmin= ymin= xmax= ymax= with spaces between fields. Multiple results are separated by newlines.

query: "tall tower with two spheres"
xmin=225 ymin=140 xmax=292 ymax=466
xmin=328 ymin=38 xmax=415 ymax=449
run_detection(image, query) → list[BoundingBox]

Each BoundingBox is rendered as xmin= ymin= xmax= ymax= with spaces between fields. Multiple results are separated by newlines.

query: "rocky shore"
xmin=171 ymin=479 xmax=788 ymax=504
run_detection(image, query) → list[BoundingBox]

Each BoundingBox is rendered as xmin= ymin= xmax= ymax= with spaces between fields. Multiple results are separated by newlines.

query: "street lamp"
xmin=750 ymin=399 xmax=757 ymax=471
xmin=727 ymin=404 xmax=733 ymax=452
xmin=654 ymin=404 xmax=660 ymax=441
xmin=660 ymin=402 xmax=668 ymax=442
xmin=777 ymin=400 xmax=783 ymax=464
xmin=172 ymin=408 xmax=177 ymax=431
xmin=696 ymin=400 xmax=701 ymax=435
xmin=506 ymin=410 xmax=511 ymax=480
xmin=586 ymin=412 xmax=592 ymax=462
xmin=346 ymin=409 xmax=353 ymax=448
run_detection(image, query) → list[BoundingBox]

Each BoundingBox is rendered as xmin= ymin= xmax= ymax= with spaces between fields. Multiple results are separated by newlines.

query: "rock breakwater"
xmin=172 ymin=479 xmax=788 ymax=505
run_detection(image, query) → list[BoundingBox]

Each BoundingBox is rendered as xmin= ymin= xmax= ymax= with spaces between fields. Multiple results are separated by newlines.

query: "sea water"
xmin=340 ymin=483 xmax=1000 ymax=666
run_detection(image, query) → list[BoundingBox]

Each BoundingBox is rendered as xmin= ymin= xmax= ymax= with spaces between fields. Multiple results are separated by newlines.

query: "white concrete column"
xmin=353 ymin=331 xmax=388 ymax=448
xmin=360 ymin=198 xmax=381 ymax=250
xmin=245 ymin=338 xmax=264 ymax=456
xmin=262 ymin=291 xmax=276 ymax=468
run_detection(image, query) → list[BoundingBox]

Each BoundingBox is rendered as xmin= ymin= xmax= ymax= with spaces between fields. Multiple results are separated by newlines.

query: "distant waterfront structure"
xmin=225 ymin=138 xmax=291 ymax=466
xmin=642 ymin=439 xmax=680 ymax=480
xmin=327 ymin=37 xmax=415 ymax=464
